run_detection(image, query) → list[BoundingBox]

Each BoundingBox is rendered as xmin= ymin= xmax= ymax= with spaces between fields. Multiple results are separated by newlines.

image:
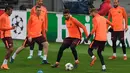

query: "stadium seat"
xmin=63 ymin=0 xmax=95 ymax=14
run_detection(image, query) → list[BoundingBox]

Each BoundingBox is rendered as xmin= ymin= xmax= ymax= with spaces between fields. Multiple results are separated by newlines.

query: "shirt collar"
xmin=95 ymin=14 xmax=100 ymax=17
xmin=4 ymin=12 xmax=9 ymax=17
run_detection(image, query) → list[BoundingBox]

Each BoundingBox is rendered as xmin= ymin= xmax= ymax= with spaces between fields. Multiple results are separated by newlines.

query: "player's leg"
xmin=10 ymin=46 xmax=25 ymax=63
xmin=119 ymin=31 xmax=127 ymax=60
xmin=34 ymin=36 xmax=49 ymax=64
xmin=88 ymin=48 xmax=94 ymax=58
xmin=88 ymin=40 xmax=97 ymax=66
xmin=97 ymin=42 xmax=106 ymax=71
xmin=51 ymin=44 xmax=69 ymax=68
xmin=56 ymin=43 xmax=68 ymax=63
xmin=1 ymin=37 xmax=13 ymax=69
xmin=120 ymin=40 xmax=127 ymax=60
xmin=42 ymin=41 xmax=49 ymax=63
xmin=27 ymin=42 xmax=35 ymax=59
xmin=10 ymin=37 xmax=29 ymax=63
xmin=51 ymin=38 xmax=71 ymax=68
xmin=109 ymin=31 xmax=117 ymax=59
xmin=97 ymin=49 xmax=106 ymax=71
xmin=70 ymin=38 xmax=81 ymax=68
xmin=38 ymin=44 xmax=43 ymax=58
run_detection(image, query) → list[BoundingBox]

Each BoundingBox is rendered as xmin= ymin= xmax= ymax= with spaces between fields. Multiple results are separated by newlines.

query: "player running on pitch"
xmin=0 ymin=6 xmax=15 ymax=70
xmin=10 ymin=6 xmax=49 ymax=64
xmin=85 ymin=8 xmax=113 ymax=71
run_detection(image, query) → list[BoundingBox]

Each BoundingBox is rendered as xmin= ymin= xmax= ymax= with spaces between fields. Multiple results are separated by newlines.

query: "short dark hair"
xmin=5 ymin=5 xmax=13 ymax=12
xmin=35 ymin=5 xmax=41 ymax=10
xmin=63 ymin=9 xmax=70 ymax=14
xmin=89 ymin=8 xmax=98 ymax=13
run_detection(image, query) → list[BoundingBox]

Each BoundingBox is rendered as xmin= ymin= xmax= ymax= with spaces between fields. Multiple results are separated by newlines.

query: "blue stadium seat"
xmin=63 ymin=0 xmax=95 ymax=14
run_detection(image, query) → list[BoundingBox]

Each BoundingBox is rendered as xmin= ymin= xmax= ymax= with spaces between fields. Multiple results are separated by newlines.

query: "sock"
xmin=12 ymin=53 xmax=16 ymax=59
xmin=2 ymin=59 xmax=8 ymax=65
xmin=43 ymin=55 xmax=47 ymax=60
xmin=30 ymin=50 xmax=33 ymax=56
xmin=91 ymin=55 xmax=95 ymax=59
xmin=113 ymin=53 xmax=116 ymax=57
xmin=124 ymin=54 xmax=126 ymax=56
xmin=102 ymin=65 xmax=106 ymax=70
xmin=38 ymin=51 xmax=42 ymax=56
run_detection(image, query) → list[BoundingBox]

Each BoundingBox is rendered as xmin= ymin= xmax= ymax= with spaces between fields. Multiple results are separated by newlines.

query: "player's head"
xmin=5 ymin=5 xmax=13 ymax=16
xmin=89 ymin=8 xmax=98 ymax=17
xmin=35 ymin=6 xmax=41 ymax=16
xmin=113 ymin=0 xmax=119 ymax=8
xmin=63 ymin=9 xmax=70 ymax=20
xmin=37 ymin=0 xmax=43 ymax=6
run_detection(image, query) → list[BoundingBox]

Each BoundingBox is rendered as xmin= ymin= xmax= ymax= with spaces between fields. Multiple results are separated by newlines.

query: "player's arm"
xmin=72 ymin=18 xmax=88 ymax=37
xmin=91 ymin=19 xmax=97 ymax=35
xmin=0 ymin=17 xmax=14 ymax=31
xmin=84 ymin=19 xmax=97 ymax=43
xmin=45 ymin=9 xmax=48 ymax=32
xmin=122 ymin=8 xmax=128 ymax=30
xmin=106 ymin=19 xmax=113 ymax=32
xmin=27 ymin=16 xmax=32 ymax=38
xmin=106 ymin=19 xmax=113 ymax=27
xmin=107 ymin=10 xmax=113 ymax=32
xmin=42 ymin=21 xmax=47 ymax=40
xmin=45 ymin=13 xmax=48 ymax=32
xmin=108 ymin=10 xmax=112 ymax=21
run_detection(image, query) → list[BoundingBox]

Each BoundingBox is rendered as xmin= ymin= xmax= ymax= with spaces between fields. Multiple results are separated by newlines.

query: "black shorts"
xmin=111 ymin=31 xmax=124 ymax=41
xmin=2 ymin=37 xmax=13 ymax=49
xmin=62 ymin=37 xmax=81 ymax=48
xmin=22 ymin=36 xmax=46 ymax=47
xmin=89 ymin=40 xmax=106 ymax=51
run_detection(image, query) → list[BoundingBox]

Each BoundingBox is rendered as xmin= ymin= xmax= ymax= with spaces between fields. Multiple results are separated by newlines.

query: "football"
xmin=65 ymin=63 xmax=74 ymax=71
xmin=37 ymin=70 xmax=43 ymax=73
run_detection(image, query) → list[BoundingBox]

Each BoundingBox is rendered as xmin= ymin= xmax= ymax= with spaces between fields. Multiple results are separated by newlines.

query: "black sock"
xmin=30 ymin=43 xmax=35 ymax=50
xmin=120 ymin=40 xmax=126 ymax=54
xmin=112 ymin=40 xmax=117 ymax=53
xmin=88 ymin=48 xmax=94 ymax=57
xmin=38 ymin=44 xmax=43 ymax=51
xmin=97 ymin=49 xmax=105 ymax=65
xmin=70 ymin=45 xmax=78 ymax=60
xmin=56 ymin=45 xmax=66 ymax=62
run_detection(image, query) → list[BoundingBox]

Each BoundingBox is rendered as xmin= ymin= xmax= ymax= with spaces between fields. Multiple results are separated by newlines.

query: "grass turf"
xmin=0 ymin=40 xmax=130 ymax=73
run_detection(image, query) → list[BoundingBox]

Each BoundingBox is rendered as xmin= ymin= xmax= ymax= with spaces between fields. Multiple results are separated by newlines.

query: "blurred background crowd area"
xmin=0 ymin=0 xmax=130 ymax=15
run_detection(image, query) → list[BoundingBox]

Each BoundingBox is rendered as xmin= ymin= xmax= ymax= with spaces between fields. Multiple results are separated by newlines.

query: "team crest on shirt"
xmin=70 ymin=23 xmax=72 ymax=26
xmin=69 ymin=22 xmax=73 ymax=26
xmin=118 ymin=11 xmax=121 ymax=13
xmin=41 ymin=19 xmax=43 ymax=21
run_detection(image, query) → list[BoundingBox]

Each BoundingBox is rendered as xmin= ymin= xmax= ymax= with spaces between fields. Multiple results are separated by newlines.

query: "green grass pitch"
xmin=0 ymin=40 xmax=130 ymax=73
